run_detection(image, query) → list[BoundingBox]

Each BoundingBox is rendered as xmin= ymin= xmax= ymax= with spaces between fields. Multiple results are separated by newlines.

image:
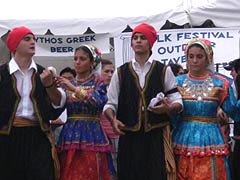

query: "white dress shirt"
xmin=103 ymin=57 xmax=183 ymax=113
xmin=9 ymin=58 xmax=66 ymax=121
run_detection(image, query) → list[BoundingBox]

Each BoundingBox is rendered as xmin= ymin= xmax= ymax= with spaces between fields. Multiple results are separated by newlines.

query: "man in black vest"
xmin=104 ymin=23 xmax=183 ymax=180
xmin=0 ymin=26 xmax=66 ymax=180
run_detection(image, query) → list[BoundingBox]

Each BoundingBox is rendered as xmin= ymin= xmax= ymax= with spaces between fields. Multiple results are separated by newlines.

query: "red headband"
xmin=6 ymin=26 xmax=34 ymax=53
xmin=131 ymin=23 xmax=157 ymax=49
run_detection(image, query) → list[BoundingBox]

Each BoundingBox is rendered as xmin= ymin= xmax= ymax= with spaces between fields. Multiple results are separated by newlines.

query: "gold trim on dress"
xmin=183 ymin=116 xmax=218 ymax=123
xmin=68 ymin=115 xmax=100 ymax=121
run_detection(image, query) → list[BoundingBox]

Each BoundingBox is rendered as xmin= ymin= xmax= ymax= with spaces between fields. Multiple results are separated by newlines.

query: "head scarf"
xmin=78 ymin=44 xmax=102 ymax=74
xmin=6 ymin=26 xmax=34 ymax=53
xmin=185 ymin=38 xmax=213 ymax=65
xmin=83 ymin=44 xmax=101 ymax=69
xmin=131 ymin=23 xmax=157 ymax=49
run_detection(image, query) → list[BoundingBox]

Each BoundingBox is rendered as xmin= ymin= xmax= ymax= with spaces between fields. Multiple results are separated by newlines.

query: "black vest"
xmin=0 ymin=63 xmax=64 ymax=135
xmin=116 ymin=60 xmax=170 ymax=132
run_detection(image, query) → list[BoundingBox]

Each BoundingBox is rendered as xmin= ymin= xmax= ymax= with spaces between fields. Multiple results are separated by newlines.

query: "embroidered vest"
xmin=0 ymin=63 xmax=64 ymax=135
xmin=116 ymin=60 xmax=170 ymax=132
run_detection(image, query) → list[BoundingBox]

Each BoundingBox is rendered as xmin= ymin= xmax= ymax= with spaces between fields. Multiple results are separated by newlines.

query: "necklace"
xmin=182 ymin=75 xmax=214 ymax=101
xmin=76 ymin=74 xmax=93 ymax=83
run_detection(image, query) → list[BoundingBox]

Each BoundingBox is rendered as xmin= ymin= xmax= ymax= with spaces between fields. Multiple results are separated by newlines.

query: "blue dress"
xmin=57 ymin=74 xmax=112 ymax=152
xmin=172 ymin=73 xmax=239 ymax=180
xmin=57 ymin=74 xmax=115 ymax=180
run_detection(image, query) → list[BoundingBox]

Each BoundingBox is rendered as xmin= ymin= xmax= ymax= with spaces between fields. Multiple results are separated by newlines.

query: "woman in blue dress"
xmin=57 ymin=45 xmax=115 ymax=180
xmin=172 ymin=38 xmax=239 ymax=180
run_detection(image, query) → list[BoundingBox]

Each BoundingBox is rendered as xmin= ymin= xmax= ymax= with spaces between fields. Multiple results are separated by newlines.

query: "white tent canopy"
xmin=187 ymin=0 xmax=240 ymax=27
xmin=0 ymin=0 xmax=240 ymax=38
xmin=0 ymin=7 xmax=188 ymax=37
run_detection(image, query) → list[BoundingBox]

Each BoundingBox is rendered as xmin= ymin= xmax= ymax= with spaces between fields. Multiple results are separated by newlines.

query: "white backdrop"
xmin=114 ymin=28 xmax=239 ymax=68
xmin=114 ymin=28 xmax=240 ymax=77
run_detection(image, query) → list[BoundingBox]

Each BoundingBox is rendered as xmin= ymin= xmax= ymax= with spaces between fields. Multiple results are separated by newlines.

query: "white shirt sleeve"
xmin=103 ymin=69 xmax=120 ymax=113
xmin=164 ymin=66 xmax=183 ymax=106
xmin=58 ymin=108 xmax=67 ymax=123
xmin=52 ymin=87 xmax=66 ymax=109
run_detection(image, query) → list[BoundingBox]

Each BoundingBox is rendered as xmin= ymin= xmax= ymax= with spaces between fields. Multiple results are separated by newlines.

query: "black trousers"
xmin=117 ymin=128 xmax=167 ymax=180
xmin=0 ymin=126 xmax=54 ymax=180
xmin=230 ymin=141 xmax=240 ymax=180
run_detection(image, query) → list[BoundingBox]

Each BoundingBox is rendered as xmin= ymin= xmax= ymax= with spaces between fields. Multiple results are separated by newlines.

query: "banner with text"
xmin=35 ymin=33 xmax=110 ymax=56
xmin=114 ymin=28 xmax=240 ymax=68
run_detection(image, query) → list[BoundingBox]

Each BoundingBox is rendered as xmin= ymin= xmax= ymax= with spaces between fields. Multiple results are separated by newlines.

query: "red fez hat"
xmin=131 ymin=23 xmax=157 ymax=49
xmin=6 ymin=26 xmax=34 ymax=53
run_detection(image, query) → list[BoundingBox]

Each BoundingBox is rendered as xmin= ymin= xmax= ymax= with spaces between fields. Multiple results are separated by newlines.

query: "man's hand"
xmin=40 ymin=68 xmax=55 ymax=88
xmin=217 ymin=107 xmax=229 ymax=125
xmin=148 ymin=97 xmax=170 ymax=115
xmin=111 ymin=117 xmax=125 ymax=135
